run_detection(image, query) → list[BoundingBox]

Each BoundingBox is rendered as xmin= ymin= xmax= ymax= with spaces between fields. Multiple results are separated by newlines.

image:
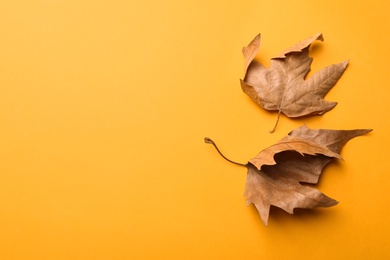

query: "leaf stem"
xmin=204 ymin=137 xmax=247 ymax=167
xmin=269 ymin=110 xmax=282 ymax=133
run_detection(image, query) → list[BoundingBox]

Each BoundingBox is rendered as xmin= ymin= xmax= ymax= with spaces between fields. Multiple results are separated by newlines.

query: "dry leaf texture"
xmin=240 ymin=33 xmax=348 ymax=132
xmin=244 ymin=125 xmax=372 ymax=225
xmin=249 ymin=135 xmax=342 ymax=169
xmin=244 ymin=163 xmax=338 ymax=225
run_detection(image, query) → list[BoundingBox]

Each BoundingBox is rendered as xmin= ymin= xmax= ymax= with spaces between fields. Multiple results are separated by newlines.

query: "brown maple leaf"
xmin=205 ymin=125 xmax=372 ymax=225
xmin=241 ymin=33 xmax=349 ymax=133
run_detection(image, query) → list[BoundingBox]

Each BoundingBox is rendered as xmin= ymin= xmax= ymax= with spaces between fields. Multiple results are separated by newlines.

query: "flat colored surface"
xmin=0 ymin=0 xmax=388 ymax=259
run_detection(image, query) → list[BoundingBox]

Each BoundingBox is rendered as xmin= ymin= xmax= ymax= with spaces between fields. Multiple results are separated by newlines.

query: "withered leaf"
xmin=244 ymin=163 xmax=338 ymax=225
xmin=241 ymin=33 xmax=349 ymax=132
xmin=205 ymin=126 xmax=372 ymax=225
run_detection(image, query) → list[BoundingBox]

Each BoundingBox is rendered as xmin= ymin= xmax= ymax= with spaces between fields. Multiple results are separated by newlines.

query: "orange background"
xmin=0 ymin=0 xmax=389 ymax=259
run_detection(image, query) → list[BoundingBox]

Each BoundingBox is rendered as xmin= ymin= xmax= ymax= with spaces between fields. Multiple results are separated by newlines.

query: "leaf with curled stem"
xmin=205 ymin=125 xmax=372 ymax=225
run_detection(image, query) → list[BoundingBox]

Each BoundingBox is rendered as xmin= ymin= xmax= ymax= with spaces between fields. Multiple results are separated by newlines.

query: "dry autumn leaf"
xmin=205 ymin=125 xmax=372 ymax=225
xmin=241 ymin=33 xmax=349 ymax=133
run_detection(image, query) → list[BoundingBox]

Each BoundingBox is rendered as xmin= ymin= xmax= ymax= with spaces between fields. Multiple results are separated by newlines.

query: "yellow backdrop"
xmin=0 ymin=0 xmax=388 ymax=259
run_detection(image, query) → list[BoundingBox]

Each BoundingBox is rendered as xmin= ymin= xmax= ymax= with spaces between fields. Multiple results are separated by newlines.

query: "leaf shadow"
xmin=248 ymin=203 xmax=338 ymax=226
xmin=309 ymin=41 xmax=324 ymax=57
xmin=271 ymin=206 xmax=334 ymax=223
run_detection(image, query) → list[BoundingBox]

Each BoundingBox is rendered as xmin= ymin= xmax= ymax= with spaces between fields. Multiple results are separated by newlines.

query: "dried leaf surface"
xmin=288 ymin=125 xmax=373 ymax=153
xmin=240 ymin=33 xmax=348 ymax=132
xmin=273 ymin=33 xmax=324 ymax=59
xmin=243 ymin=126 xmax=371 ymax=225
xmin=244 ymin=163 xmax=338 ymax=225
xmin=249 ymin=135 xmax=342 ymax=170
xmin=251 ymin=125 xmax=373 ymax=184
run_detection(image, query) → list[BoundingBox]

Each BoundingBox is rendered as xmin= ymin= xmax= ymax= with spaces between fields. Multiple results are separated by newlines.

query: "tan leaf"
xmin=243 ymin=126 xmax=371 ymax=225
xmin=249 ymin=135 xmax=342 ymax=170
xmin=273 ymin=33 xmax=324 ymax=59
xmin=288 ymin=125 xmax=373 ymax=154
xmin=244 ymin=163 xmax=337 ymax=225
xmin=205 ymin=126 xmax=372 ymax=225
xmin=240 ymin=33 xmax=348 ymax=132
